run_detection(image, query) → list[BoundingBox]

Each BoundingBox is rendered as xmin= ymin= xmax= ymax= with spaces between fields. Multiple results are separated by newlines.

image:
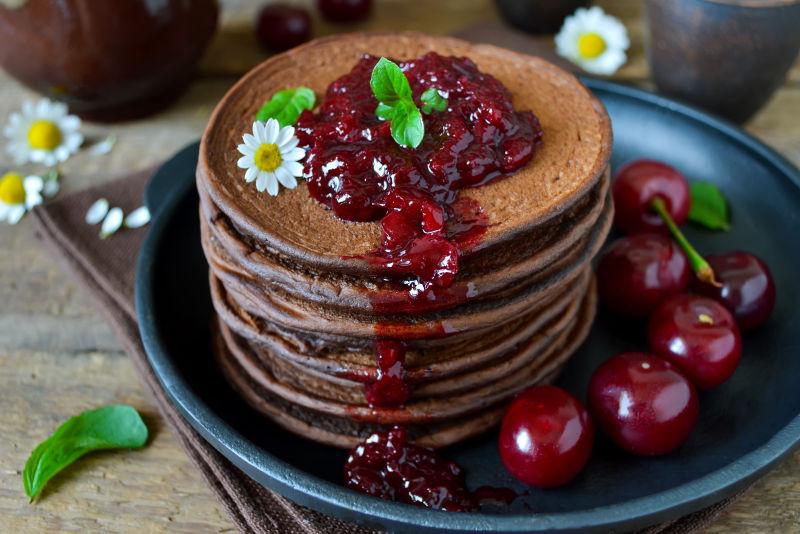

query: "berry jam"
xmin=297 ymin=53 xmax=542 ymax=408
xmin=344 ymin=426 xmax=519 ymax=512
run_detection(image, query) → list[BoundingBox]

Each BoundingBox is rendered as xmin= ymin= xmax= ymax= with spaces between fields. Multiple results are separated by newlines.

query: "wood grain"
xmin=0 ymin=0 xmax=798 ymax=532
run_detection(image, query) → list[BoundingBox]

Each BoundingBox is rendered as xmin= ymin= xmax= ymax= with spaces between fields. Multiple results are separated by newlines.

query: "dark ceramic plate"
xmin=136 ymin=79 xmax=800 ymax=533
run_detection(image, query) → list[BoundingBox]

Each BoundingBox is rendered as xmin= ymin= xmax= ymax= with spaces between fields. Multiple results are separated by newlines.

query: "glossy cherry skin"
xmin=255 ymin=5 xmax=311 ymax=51
xmin=588 ymin=352 xmax=699 ymax=456
xmin=612 ymin=160 xmax=691 ymax=235
xmin=597 ymin=234 xmax=691 ymax=318
xmin=648 ymin=294 xmax=742 ymax=390
xmin=499 ymin=385 xmax=594 ymax=488
xmin=693 ymin=251 xmax=776 ymax=331
xmin=317 ymin=0 xmax=373 ymax=22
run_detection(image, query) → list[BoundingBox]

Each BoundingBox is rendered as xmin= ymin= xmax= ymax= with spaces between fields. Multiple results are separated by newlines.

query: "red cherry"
xmin=499 ymin=385 xmax=594 ymax=488
xmin=597 ymin=234 xmax=691 ymax=317
xmin=693 ymin=251 xmax=776 ymax=331
xmin=317 ymin=0 xmax=373 ymax=22
xmin=648 ymin=294 xmax=742 ymax=390
xmin=612 ymin=160 xmax=691 ymax=235
xmin=256 ymin=5 xmax=311 ymax=52
xmin=588 ymin=353 xmax=699 ymax=456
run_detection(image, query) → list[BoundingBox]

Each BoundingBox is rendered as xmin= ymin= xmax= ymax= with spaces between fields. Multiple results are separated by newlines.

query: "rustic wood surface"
xmin=0 ymin=1 xmax=798 ymax=532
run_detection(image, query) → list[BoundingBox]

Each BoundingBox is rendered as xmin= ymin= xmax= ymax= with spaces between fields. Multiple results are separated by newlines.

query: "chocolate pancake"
xmin=197 ymin=33 xmax=612 ymax=277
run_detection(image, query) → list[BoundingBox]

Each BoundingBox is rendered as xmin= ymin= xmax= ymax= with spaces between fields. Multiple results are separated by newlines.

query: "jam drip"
xmin=344 ymin=427 xmax=519 ymax=512
xmin=296 ymin=52 xmax=542 ymax=408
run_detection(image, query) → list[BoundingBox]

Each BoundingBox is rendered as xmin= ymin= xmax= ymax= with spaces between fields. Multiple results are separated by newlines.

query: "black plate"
xmin=136 ymin=79 xmax=800 ymax=533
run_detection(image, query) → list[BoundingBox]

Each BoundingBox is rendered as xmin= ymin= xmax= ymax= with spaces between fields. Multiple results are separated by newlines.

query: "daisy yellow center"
xmin=254 ymin=143 xmax=282 ymax=172
xmin=0 ymin=172 xmax=25 ymax=205
xmin=27 ymin=120 xmax=63 ymax=151
xmin=578 ymin=32 xmax=606 ymax=59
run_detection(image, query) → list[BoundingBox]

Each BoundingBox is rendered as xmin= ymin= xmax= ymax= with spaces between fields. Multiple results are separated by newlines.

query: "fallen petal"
xmin=124 ymin=206 xmax=151 ymax=228
xmin=100 ymin=207 xmax=123 ymax=238
xmin=85 ymin=198 xmax=109 ymax=224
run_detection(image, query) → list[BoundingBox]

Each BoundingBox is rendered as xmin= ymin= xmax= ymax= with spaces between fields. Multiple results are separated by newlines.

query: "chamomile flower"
xmin=236 ymin=119 xmax=305 ymax=196
xmin=0 ymin=172 xmax=46 ymax=224
xmin=555 ymin=7 xmax=629 ymax=76
xmin=4 ymin=99 xmax=84 ymax=166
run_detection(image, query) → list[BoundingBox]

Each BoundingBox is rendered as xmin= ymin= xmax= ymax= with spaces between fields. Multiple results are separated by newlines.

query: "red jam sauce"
xmin=344 ymin=426 xmax=519 ymax=512
xmin=296 ymin=52 xmax=542 ymax=409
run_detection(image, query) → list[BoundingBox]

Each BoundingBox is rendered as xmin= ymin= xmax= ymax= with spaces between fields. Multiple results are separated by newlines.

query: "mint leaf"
xmin=390 ymin=101 xmax=424 ymax=149
xmin=421 ymin=87 xmax=447 ymax=114
xmin=23 ymin=405 xmax=148 ymax=502
xmin=370 ymin=57 xmax=424 ymax=148
xmin=688 ymin=181 xmax=730 ymax=231
xmin=255 ymin=87 xmax=315 ymax=127
xmin=370 ymin=57 xmax=412 ymax=105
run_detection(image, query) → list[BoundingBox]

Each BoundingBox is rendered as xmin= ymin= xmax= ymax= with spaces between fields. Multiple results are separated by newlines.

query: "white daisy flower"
xmin=3 ymin=99 xmax=84 ymax=166
xmin=555 ymin=6 xmax=630 ymax=76
xmin=236 ymin=118 xmax=305 ymax=196
xmin=0 ymin=172 xmax=45 ymax=224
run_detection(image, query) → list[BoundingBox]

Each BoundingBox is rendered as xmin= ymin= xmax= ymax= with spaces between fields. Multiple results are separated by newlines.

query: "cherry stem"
xmin=650 ymin=197 xmax=721 ymax=287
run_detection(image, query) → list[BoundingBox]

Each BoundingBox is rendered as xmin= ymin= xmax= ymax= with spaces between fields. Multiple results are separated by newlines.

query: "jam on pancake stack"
xmin=197 ymin=34 xmax=613 ymax=448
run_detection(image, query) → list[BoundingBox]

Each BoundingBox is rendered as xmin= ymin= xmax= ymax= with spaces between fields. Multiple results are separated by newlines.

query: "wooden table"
xmin=1 ymin=1 xmax=798 ymax=532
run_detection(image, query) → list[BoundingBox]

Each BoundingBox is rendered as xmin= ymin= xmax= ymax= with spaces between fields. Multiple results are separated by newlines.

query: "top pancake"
xmin=198 ymin=32 xmax=612 ymax=272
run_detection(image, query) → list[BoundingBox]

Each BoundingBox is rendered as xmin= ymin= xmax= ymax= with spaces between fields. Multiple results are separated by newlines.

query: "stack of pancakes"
xmin=197 ymin=34 xmax=613 ymax=449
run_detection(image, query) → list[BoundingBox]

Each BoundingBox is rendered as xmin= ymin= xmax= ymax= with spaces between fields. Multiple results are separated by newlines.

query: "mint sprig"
xmin=421 ymin=87 xmax=448 ymax=114
xmin=23 ymin=405 xmax=148 ymax=502
xmin=370 ymin=57 xmax=424 ymax=148
xmin=256 ymin=87 xmax=316 ymax=127
xmin=688 ymin=181 xmax=730 ymax=231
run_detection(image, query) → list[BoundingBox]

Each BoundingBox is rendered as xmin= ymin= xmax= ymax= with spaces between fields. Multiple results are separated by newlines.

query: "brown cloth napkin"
xmin=29 ymin=168 xmax=748 ymax=534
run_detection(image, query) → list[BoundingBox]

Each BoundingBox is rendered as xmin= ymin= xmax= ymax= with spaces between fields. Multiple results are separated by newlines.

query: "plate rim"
xmin=135 ymin=79 xmax=800 ymax=533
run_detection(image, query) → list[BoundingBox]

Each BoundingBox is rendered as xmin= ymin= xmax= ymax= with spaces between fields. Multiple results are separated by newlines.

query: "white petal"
xmin=254 ymin=121 xmax=267 ymax=143
xmin=276 ymin=126 xmax=295 ymax=146
xmin=264 ymin=119 xmax=279 ymax=144
xmin=89 ymin=135 xmax=115 ymax=155
xmin=0 ymin=203 xmax=9 ymax=220
xmin=281 ymin=147 xmax=305 ymax=162
xmin=244 ymin=165 xmax=258 ymax=183
xmin=59 ymin=115 xmax=81 ymax=132
xmin=65 ymin=132 xmax=84 ymax=151
xmin=283 ymin=160 xmax=304 ymax=177
xmin=237 ymin=155 xmax=254 ymax=169
xmin=237 ymin=143 xmax=255 ymax=157
xmin=24 ymin=175 xmax=43 ymax=193
xmin=86 ymin=198 xmax=110 ymax=224
xmin=274 ymin=166 xmax=298 ymax=189
xmin=242 ymin=133 xmax=259 ymax=149
xmin=22 ymin=101 xmax=34 ymax=116
xmin=7 ymin=205 xmax=25 ymax=224
xmin=54 ymin=146 xmax=70 ymax=162
xmin=124 ymin=206 xmax=151 ymax=228
xmin=280 ymin=136 xmax=299 ymax=152
xmin=255 ymin=171 xmax=271 ymax=192
xmin=100 ymin=207 xmax=123 ymax=238
xmin=25 ymin=191 xmax=42 ymax=209
xmin=266 ymin=174 xmax=279 ymax=196
xmin=35 ymin=99 xmax=50 ymax=117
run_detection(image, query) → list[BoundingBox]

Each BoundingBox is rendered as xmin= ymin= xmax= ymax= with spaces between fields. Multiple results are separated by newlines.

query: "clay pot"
xmin=0 ymin=0 xmax=218 ymax=121
xmin=646 ymin=0 xmax=800 ymax=123
xmin=494 ymin=0 xmax=589 ymax=34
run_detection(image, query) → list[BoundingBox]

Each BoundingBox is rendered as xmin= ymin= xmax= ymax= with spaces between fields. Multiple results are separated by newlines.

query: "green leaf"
xmin=255 ymin=87 xmax=316 ymax=127
xmin=370 ymin=57 xmax=424 ymax=149
xmin=421 ymin=87 xmax=448 ymax=114
xmin=389 ymin=101 xmax=424 ymax=148
xmin=370 ymin=57 xmax=412 ymax=105
xmin=23 ymin=405 xmax=148 ymax=502
xmin=688 ymin=181 xmax=730 ymax=231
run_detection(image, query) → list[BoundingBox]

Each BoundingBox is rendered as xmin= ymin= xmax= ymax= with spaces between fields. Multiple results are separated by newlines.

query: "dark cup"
xmin=0 ymin=0 xmax=218 ymax=121
xmin=494 ymin=0 xmax=589 ymax=34
xmin=646 ymin=0 xmax=800 ymax=123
